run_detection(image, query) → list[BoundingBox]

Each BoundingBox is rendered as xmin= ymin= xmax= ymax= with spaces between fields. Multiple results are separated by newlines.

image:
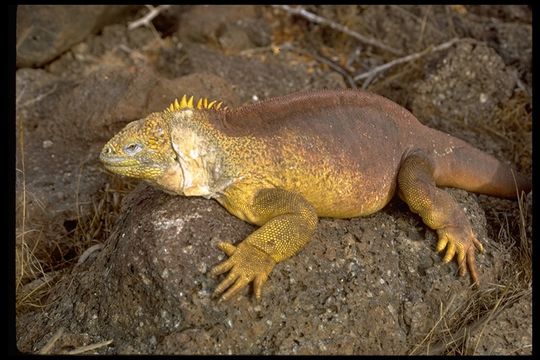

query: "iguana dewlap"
xmin=100 ymin=89 xmax=531 ymax=301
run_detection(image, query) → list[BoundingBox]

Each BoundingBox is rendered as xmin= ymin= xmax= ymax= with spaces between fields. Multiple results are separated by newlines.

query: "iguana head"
xmin=100 ymin=95 xmax=227 ymax=196
xmin=100 ymin=110 xmax=178 ymax=180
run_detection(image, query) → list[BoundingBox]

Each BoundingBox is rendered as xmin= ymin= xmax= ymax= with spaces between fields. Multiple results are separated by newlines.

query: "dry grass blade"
xmin=516 ymin=193 xmax=531 ymax=284
xmin=16 ymin=103 xmax=27 ymax=284
xmin=16 ymin=270 xmax=60 ymax=313
xmin=472 ymin=286 xmax=515 ymax=354
xmin=15 ymin=109 xmax=52 ymax=313
xmin=412 ymin=284 xmax=530 ymax=355
xmin=410 ymin=294 xmax=456 ymax=355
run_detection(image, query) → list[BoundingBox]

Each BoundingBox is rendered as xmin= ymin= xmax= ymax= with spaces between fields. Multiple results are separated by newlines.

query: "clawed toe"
xmin=212 ymin=242 xmax=275 ymax=301
xmin=436 ymin=227 xmax=482 ymax=285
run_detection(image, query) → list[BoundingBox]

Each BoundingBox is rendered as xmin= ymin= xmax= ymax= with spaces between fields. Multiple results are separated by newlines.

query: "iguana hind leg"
xmin=397 ymin=150 xmax=484 ymax=283
xmin=211 ymin=188 xmax=318 ymax=301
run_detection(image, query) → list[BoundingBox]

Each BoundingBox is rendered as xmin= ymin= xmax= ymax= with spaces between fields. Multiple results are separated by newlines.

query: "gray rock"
xmin=16 ymin=183 xmax=503 ymax=354
xmin=411 ymin=41 xmax=516 ymax=129
xmin=177 ymin=5 xmax=270 ymax=48
xmin=17 ymin=5 xmax=135 ymax=67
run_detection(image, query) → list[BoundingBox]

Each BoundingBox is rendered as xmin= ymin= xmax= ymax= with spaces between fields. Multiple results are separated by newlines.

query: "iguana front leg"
xmin=211 ymin=188 xmax=318 ymax=301
xmin=397 ymin=150 xmax=484 ymax=283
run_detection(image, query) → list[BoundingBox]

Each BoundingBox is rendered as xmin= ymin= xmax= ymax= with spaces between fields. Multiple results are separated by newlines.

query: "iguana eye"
xmin=124 ymin=143 xmax=143 ymax=155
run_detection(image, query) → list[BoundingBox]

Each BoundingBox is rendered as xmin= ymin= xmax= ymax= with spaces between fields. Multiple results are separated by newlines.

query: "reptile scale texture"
xmin=99 ymin=89 xmax=531 ymax=301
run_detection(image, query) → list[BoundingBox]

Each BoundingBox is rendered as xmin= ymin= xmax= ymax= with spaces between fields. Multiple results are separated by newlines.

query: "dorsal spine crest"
xmin=167 ymin=95 xmax=226 ymax=112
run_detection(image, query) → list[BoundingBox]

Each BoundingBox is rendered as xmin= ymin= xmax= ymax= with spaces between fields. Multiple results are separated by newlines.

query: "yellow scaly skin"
xmin=100 ymin=90 xmax=531 ymax=301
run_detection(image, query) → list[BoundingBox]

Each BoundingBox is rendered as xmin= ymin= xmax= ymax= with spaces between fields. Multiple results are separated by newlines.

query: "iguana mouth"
xmin=103 ymin=163 xmax=132 ymax=168
xmin=101 ymin=161 xmax=139 ymax=172
xmin=99 ymin=149 xmax=131 ymax=166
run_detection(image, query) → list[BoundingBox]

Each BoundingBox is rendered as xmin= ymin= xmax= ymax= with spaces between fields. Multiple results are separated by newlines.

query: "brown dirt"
xmin=15 ymin=5 xmax=531 ymax=355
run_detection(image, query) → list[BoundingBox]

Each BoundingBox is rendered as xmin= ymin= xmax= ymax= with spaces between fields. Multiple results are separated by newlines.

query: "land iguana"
xmin=99 ymin=89 xmax=531 ymax=301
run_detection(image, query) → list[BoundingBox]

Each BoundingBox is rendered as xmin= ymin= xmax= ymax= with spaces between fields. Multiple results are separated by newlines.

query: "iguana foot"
xmin=210 ymin=241 xmax=275 ymax=301
xmin=435 ymin=225 xmax=484 ymax=284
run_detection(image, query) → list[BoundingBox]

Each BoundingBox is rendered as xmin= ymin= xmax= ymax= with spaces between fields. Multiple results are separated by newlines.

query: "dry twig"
xmin=301 ymin=50 xmax=358 ymax=89
xmin=38 ymin=328 xmax=64 ymax=354
xmin=66 ymin=340 xmax=114 ymax=355
xmin=128 ymin=5 xmax=171 ymax=30
xmin=17 ymin=84 xmax=58 ymax=109
xmin=274 ymin=5 xmax=402 ymax=55
xmin=354 ymin=37 xmax=461 ymax=84
xmin=241 ymin=43 xmax=357 ymax=88
xmin=281 ymin=43 xmax=357 ymax=88
xmin=76 ymin=244 xmax=104 ymax=265
xmin=389 ymin=5 xmax=446 ymax=38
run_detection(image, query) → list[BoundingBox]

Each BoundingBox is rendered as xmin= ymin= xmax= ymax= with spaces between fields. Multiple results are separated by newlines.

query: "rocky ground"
xmin=15 ymin=5 xmax=531 ymax=355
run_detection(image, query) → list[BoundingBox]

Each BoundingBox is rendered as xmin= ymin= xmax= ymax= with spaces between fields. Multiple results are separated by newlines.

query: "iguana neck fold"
xmin=168 ymin=109 xmax=238 ymax=199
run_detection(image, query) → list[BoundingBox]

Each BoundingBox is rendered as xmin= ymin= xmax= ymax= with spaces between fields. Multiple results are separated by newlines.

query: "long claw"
xmin=467 ymin=250 xmax=479 ymax=285
xmin=213 ymin=271 xmax=239 ymax=297
xmin=218 ymin=242 xmax=237 ymax=256
xmin=442 ymin=242 xmax=456 ymax=263
xmin=220 ymin=278 xmax=250 ymax=302
xmin=457 ymin=248 xmax=466 ymax=277
xmin=210 ymin=258 xmax=234 ymax=276
xmin=253 ymin=274 xmax=266 ymax=300
xmin=436 ymin=235 xmax=448 ymax=252
xmin=472 ymin=236 xmax=484 ymax=252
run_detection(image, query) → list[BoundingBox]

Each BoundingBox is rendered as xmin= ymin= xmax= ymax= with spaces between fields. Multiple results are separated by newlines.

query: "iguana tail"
xmin=429 ymin=130 xmax=531 ymax=199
